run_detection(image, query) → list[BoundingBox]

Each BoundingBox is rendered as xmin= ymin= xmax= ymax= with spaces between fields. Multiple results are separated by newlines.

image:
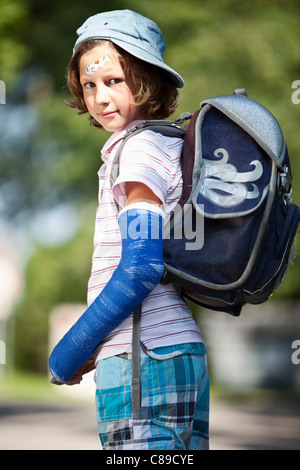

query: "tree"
xmin=1 ymin=0 xmax=299 ymax=374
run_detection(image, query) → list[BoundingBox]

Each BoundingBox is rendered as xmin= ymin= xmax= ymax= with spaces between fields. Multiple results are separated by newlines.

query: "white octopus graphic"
xmin=200 ymin=148 xmax=268 ymax=207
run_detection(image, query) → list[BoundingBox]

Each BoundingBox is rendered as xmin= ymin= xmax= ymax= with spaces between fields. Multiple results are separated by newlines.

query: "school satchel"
xmin=112 ymin=89 xmax=300 ymax=317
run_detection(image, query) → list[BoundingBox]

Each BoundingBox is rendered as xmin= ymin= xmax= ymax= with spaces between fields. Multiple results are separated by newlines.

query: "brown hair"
xmin=65 ymin=40 xmax=180 ymax=129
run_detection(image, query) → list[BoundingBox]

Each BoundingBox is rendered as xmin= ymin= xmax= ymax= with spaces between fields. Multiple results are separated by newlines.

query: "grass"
xmin=0 ymin=370 xmax=58 ymax=404
xmin=0 ymin=370 xmax=94 ymax=406
xmin=1 ymin=369 xmax=299 ymax=410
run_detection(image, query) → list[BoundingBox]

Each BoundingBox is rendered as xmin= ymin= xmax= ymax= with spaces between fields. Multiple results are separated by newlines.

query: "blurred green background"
xmin=0 ymin=0 xmax=299 ymax=383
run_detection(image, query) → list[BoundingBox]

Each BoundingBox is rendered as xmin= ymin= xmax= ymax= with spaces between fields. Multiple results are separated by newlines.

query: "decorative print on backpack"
xmin=193 ymin=107 xmax=272 ymax=218
xmin=200 ymin=149 xmax=264 ymax=206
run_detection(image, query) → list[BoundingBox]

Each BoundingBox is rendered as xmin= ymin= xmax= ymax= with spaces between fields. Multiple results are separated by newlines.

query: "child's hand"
xmin=51 ymin=358 xmax=95 ymax=386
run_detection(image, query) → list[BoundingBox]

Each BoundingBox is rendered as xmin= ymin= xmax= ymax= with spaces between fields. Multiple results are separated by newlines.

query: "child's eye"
xmin=83 ymin=82 xmax=95 ymax=89
xmin=110 ymin=78 xmax=122 ymax=85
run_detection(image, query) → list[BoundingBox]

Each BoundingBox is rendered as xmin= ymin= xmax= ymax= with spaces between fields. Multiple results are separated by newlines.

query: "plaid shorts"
xmin=95 ymin=342 xmax=209 ymax=450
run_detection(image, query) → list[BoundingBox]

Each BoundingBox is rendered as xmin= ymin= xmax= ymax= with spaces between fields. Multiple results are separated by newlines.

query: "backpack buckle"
xmin=278 ymin=165 xmax=292 ymax=205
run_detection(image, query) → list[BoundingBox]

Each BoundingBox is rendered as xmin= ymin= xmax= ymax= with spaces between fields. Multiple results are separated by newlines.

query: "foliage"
xmin=0 ymin=0 xmax=30 ymax=83
xmin=1 ymin=0 xmax=299 ymax=373
xmin=14 ymin=211 xmax=95 ymax=373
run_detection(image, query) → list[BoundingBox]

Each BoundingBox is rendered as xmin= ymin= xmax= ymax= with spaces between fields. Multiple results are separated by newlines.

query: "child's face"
xmin=79 ymin=44 xmax=142 ymax=132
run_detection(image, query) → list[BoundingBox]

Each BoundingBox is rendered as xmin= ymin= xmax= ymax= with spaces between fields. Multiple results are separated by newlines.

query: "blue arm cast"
xmin=49 ymin=206 xmax=164 ymax=382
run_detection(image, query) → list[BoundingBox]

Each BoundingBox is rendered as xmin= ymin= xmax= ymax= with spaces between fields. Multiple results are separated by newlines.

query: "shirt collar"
xmin=101 ymin=120 xmax=144 ymax=162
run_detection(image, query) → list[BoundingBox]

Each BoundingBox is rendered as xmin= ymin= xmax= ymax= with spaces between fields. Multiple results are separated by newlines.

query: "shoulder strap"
xmin=110 ymin=115 xmax=190 ymax=411
xmin=110 ymin=117 xmax=187 ymax=189
xmin=131 ymin=305 xmax=142 ymax=412
xmin=113 ymin=118 xmax=187 ymax=412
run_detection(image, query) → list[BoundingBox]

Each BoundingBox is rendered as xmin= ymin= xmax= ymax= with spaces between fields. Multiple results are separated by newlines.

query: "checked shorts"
xmin=95 ymin=342 xmax=209 ymax=450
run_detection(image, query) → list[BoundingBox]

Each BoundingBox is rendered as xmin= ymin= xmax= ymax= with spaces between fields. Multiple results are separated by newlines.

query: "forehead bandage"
xmin=85 ymin=56 xmax=111 ymax=75
xmin=49 ymin=203 xmax=165 ymax=383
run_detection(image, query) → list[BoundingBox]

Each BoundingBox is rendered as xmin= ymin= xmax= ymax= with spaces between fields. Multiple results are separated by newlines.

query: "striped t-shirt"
xmin=89 ymin=120 xmax=203 ymax=361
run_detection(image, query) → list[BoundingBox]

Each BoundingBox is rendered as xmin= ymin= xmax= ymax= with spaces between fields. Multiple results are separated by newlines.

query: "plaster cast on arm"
xmin=48 ymin=204 xmax=164 ymax=383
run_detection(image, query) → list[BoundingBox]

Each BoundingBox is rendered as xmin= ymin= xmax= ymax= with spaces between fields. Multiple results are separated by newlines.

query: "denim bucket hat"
xmin=73 ymin=9 xmax=184 ymax=88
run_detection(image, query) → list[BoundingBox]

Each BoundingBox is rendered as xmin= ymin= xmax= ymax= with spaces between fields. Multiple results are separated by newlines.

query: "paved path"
xmin=0 ymin=399 xmax=299 ymax=450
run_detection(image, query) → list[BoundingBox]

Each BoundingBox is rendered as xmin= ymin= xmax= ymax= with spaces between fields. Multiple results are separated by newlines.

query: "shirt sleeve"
xmin=112 ymin=130 xmax=171 ymax=208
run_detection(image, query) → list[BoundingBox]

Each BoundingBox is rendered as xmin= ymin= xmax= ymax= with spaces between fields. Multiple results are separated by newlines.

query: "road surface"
xmin=0 ymin=398 xmax=299 ymax=450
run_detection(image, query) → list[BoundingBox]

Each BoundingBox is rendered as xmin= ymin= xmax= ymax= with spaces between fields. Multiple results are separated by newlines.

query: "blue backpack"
xmin=112 ymin=89 xmax=300 ymax=317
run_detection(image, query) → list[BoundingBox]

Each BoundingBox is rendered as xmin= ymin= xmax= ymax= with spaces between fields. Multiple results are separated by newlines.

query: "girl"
xmin=49 ymin=9 xmax=209 ymax=450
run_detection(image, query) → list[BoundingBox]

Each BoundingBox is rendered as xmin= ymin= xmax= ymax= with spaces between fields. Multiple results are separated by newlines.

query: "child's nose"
xmin=96 ymin=84 xmax=109 ymax=104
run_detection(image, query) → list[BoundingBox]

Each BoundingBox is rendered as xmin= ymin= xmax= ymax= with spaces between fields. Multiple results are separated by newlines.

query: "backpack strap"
xmin=131 ymin=305 xmax=142 ymax=412
xmin=177 ymin=110 xmax=199 ymax=207
xmin=110 ymin=119 xmax=187 ymax=412
xmin=110 ymin=118 xmax=186 ymax=190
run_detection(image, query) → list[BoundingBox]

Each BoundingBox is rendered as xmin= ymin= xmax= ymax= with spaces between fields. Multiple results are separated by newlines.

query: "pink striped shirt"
xmin=89 ymin=121 xmax=203 ymax=361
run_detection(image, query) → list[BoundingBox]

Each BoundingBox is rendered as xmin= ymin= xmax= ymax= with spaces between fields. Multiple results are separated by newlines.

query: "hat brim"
xmin=74 ymin=34 xmax=184 ymax=88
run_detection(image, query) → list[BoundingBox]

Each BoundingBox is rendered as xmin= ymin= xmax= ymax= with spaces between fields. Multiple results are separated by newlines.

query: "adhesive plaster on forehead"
xmin=86 ymin=56 xmax=111 ymax=75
